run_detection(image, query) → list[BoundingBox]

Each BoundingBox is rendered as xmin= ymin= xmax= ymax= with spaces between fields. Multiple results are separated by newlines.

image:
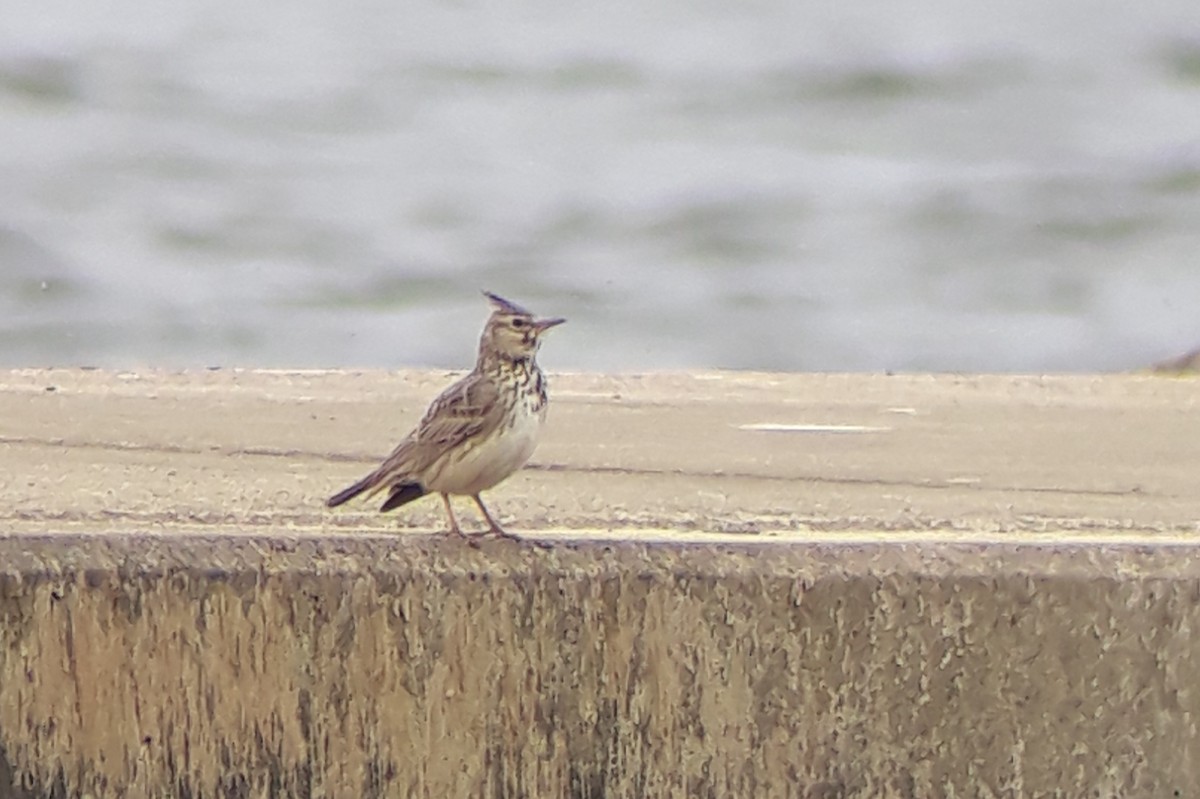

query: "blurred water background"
xmin=3 ymin=0 xmax=1200 ymax=372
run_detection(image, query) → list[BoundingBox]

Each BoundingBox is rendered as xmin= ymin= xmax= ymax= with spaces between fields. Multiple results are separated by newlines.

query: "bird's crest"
xmin=482 ymin=291 xmax=531 ymax=316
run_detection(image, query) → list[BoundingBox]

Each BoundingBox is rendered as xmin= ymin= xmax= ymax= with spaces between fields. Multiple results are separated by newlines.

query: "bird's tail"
xmin=380 ymin=482 xmax=426 ymax=512
xmin=326 ymin=472 xmax=384 ymax=508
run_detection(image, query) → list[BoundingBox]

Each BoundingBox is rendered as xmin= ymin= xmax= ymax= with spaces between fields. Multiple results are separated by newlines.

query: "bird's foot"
xmin=445 ymin=524 xmax=481 ymax=548
xmin=485 ymin=525 xmax=522 ymax=542
xmin=485 ymin=526 xmax=552 ymax=549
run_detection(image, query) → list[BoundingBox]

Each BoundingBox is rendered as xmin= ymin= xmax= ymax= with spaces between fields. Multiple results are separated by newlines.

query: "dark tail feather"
xmin=380 ymin=482 xmax=426 ymax=512
xmin=326 ymin=474 xmax=379 ymax=508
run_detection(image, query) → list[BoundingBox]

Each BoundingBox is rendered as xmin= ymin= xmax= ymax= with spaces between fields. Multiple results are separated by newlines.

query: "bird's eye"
xmin=511 ymin=318 xmax=527 ymax=329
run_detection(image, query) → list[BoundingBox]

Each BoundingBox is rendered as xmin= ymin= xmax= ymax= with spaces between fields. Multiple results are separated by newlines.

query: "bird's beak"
xmin=534 ymin=317 xmax=566 ymax=332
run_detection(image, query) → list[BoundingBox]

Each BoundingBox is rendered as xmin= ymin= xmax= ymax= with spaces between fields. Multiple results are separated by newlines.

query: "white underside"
xmin=424 ymin=406 xmax=543 ymax=496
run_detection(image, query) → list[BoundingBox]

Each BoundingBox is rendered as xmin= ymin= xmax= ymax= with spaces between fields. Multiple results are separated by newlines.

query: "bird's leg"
xmin=470 ymin=496 xmax=551 ymax=548
xmin=473 ymin=495 xmax=522 ymax=541
xmin=441 ymin=494 xmax=469 ymax=539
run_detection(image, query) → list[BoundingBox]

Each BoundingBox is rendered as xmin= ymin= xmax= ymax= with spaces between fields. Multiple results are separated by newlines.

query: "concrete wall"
xmin=2 ymin=534 xmax=1198 ymax=798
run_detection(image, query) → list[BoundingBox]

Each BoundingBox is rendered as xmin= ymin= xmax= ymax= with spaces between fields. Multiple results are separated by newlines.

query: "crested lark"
xmin=326 ymin=291 xmax=565 ymax=541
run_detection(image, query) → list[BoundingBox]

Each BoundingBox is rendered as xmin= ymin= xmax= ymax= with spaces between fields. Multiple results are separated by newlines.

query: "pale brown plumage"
xmin=326 ymin=291 xmax=564 ymax=541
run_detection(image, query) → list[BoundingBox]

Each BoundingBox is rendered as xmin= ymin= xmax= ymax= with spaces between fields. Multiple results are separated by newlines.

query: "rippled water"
xmin=3 ymin=0 xmax=1200 ymax=371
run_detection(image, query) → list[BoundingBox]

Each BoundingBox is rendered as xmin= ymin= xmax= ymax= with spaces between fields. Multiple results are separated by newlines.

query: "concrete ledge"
xmin=2 ymin=369 xmax=1199 ymax=797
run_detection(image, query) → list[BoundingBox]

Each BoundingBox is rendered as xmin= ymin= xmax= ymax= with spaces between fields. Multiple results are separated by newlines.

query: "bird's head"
xmin=478 ymin=291 xmax=565 ymax=363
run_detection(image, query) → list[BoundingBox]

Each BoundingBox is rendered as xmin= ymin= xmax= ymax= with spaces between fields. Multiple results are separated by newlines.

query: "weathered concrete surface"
xmin=1 ymin=368 xmax=1199 ymax=797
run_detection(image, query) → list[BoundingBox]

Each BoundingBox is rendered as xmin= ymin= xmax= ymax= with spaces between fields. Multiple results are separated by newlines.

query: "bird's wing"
xmin=408 ymin=371 xmax=505 ymax=473
xmin=371 ymin=371 xmax=504 ymax=483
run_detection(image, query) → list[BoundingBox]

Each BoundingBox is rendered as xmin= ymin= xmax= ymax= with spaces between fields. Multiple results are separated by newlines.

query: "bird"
xmin=326 ymin=291 xmax=565 ymax=542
